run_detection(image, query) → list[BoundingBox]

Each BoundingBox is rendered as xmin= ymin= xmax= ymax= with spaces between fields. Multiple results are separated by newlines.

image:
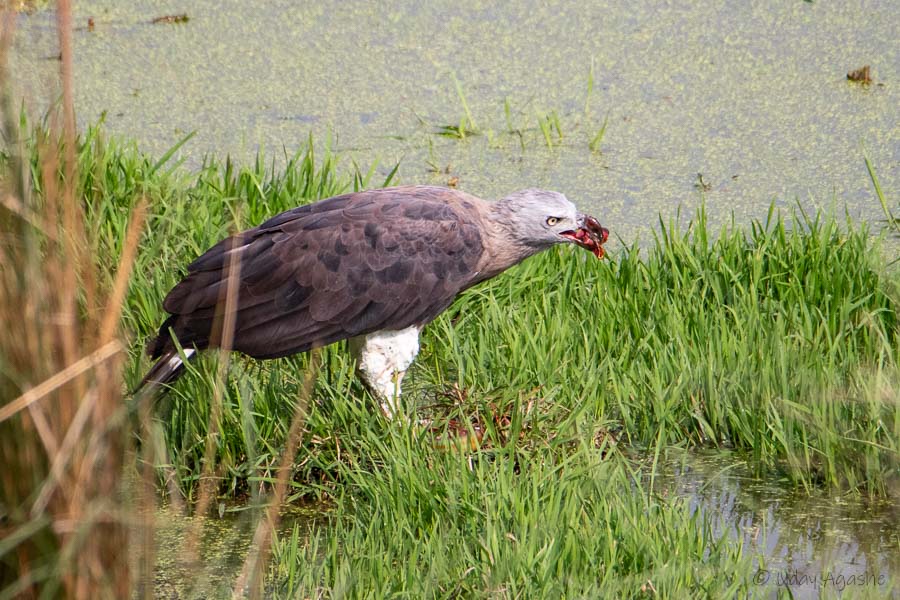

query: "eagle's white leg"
xmin=350 ymin=327 xmax=421 ymax=419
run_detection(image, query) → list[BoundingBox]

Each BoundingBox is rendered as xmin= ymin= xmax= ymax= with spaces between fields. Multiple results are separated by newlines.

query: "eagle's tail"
xmin=135 ymin=315 xmax=197 ymax=395
xmin=135 ymin=348 xmax=196 ymax=393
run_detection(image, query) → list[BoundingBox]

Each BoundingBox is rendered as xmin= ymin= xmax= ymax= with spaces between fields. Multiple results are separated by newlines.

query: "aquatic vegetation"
xmin=270 ymin=444 xmax=754 ymax=597
xmin=866 ymin=152 xmax=898 ymax=234
xmin=536 ymin=110 xmax=563 ymax=148
xmin=589 ymin=113 xmax=609 ymax=153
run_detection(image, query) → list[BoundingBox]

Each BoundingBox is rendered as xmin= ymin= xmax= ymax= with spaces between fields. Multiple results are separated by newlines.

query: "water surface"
xmin=10 ymin=0 xmax=899 ymax=243
xmin=658 ymin=450 xmax=899 ymax=599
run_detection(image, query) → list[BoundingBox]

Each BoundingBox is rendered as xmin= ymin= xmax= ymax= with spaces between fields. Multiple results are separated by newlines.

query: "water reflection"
xmin=658 ymin=450 xmax=899 ymax=598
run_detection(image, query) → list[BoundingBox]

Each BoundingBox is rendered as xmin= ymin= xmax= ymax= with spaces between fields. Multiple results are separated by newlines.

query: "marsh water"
xmin=11 ymin=0 xmax=899 ymax=243
xmin=10 ymin=1 xmax=900 ymax=596
xmin=659 ymin=451 xmax=899 ymax=598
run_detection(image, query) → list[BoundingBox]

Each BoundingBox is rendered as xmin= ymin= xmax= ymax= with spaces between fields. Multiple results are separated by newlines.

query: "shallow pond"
xmin=10 ymin=0 xmax=899 ymax=243
xmin=147 ymin=501 xmax=325 ymax=598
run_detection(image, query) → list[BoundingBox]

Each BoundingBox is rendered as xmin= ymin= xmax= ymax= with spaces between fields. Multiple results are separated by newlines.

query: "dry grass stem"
xmin=0 ymin=341 xmax=122 ymax=424
xmin=233 ymin=349 xmax=319 ymax=599
xmin=99 ymin=198 xmax=148 ymax=344
xmin=181 ymin=230 xmax=244 ymax=566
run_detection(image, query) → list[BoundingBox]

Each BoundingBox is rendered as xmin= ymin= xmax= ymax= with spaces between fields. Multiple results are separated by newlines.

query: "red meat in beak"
xmin=561 ymin=214 xmax=609 ymax=258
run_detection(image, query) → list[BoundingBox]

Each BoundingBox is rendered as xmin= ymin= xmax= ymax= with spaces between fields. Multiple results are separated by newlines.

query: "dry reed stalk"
xmin=54 ymin=3 xmax=130 ymax=594
xmin=98 ymin=198 xmax=147 ymax=345
xmin=179 ymin=230 xmax=244 ymax=567
xmin=135 ymin=397 xmax=158 ymax=600
xmin=0 ymin=341 xmax=122 ymax=425
xmin=232 ymin=349 xmax=319 ymax=599
xmin=0 ymin=3 xmax=148 ymax=596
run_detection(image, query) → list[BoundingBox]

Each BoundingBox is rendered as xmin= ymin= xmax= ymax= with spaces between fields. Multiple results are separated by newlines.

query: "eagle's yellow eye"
xmin=546 ymin=217 xmax=560 ymax=226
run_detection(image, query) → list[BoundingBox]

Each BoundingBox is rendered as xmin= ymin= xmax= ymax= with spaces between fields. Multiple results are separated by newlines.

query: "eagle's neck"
xmin=476 ymin=199 xmax=548 ymax=280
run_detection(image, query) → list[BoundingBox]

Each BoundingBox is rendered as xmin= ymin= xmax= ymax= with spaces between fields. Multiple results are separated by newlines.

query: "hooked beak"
xmin=561 ymin=213 xmax=610 ymax=258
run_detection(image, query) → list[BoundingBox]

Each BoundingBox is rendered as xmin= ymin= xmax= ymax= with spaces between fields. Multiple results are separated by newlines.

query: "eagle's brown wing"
xmin=148 ymin=186 xmax=485 ymax=361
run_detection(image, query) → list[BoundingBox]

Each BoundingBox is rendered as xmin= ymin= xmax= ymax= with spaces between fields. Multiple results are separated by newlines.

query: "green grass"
xmin=589 ymin=113 xmax=609 ymax=153
xmin=866 ymin=151 xmax=899 ymax=235
xmin=536 ymin=110 xmax=563 ymax=148
xmin=270 ymin=443 xmax=753 ymax=597
xmin=440 ymin=206 xmax=899 ymax=493
xmin=5 ymin=122 xmax=899 ymax=596
xmin=428 ymin=79 xmax=613 ymax=151
xmin=585 ymin=56 xmax=596 ymax=115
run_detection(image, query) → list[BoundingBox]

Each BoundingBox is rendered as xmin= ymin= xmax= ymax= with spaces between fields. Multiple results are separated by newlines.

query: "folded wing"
xmin=148 ymin=186 xmax=486 ymax=360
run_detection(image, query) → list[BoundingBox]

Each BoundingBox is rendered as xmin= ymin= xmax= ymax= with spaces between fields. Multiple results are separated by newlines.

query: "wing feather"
xmin=152 ymin=186 xmax=486 ymax=359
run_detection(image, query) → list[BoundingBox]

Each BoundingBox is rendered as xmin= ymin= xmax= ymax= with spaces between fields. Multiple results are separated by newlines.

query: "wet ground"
xmin=150 ymin=451 xmax=899 ymax=598
xmin=148 ymin=502 xmax=324 ymax=598
xmin=10 ymin=0 xmax=899 ymax=242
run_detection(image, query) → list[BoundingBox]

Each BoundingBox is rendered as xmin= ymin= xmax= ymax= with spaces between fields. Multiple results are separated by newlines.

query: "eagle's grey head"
xmin=491 ymin=189 xmax=609 ymax=258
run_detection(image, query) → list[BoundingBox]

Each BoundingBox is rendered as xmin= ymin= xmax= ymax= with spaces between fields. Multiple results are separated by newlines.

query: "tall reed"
xmin=0 ymin=2 xmax=138 ymax=596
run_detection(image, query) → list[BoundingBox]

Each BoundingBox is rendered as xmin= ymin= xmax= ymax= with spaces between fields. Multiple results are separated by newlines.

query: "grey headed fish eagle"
xmin=139 ymin=185 xmax=609 ymax=418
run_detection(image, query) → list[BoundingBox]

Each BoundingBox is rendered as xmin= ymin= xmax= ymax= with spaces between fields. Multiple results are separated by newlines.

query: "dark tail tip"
xmin=133 ymin=348 xmax=192 ymax=396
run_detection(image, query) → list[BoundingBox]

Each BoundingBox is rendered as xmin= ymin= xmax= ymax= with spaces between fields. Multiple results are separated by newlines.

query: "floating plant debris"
xmin=847 ymin=65 xmax=872 ymax=84
xmin=151 ymin=14 xmax=189 ymax=25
